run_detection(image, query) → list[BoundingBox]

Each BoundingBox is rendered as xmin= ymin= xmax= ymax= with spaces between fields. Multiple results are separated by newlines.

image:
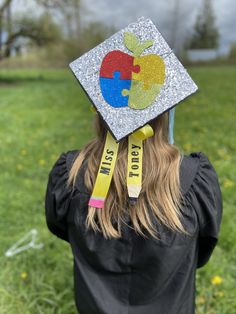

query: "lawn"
xmin=0 ymin=66 xmax=235 ymax=314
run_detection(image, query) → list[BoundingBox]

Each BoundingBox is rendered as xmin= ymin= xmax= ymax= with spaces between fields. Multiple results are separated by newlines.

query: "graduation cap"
xmin=69 ymin=17 xmax=198 ymax=209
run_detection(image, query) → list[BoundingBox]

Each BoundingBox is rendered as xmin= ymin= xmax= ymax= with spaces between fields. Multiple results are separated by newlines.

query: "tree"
xmin=0 ymin=0 xmax=63 ymax=59
xmin=229 ymin=43 xmax=236 ymax=60
xmin=0 ymin=0 xmax=13 ymax=58
xmin=36 ymin=0 xmax=81 ymax=38
xmin=159 ymin=0 xmax=196 ymax=56
xmin=189 ymin=0 xmax=219 ymax=49
xmin=1 ymin=10 xmax=61 ymax=59
xmin=170 ymin=0 xmax=181 ymax=51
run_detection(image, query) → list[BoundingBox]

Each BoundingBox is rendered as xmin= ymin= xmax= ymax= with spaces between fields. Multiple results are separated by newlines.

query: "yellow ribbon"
xmin=89 ymin=125 xmax=154 ymax=208
xmin=127 ymin=124 xmax=154 ymax=203
xmin=89 ymin=131 xmax=119 ymax=209
xmin=133 ymin=124 xmax=154 ymax=140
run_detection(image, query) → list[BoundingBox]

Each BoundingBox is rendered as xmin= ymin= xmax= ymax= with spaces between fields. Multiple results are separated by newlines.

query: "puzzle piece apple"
xmin=99 ymin=32 xmax=166 ymax=109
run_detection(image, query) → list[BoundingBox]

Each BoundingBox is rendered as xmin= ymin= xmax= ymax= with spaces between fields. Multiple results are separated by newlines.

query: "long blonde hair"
xmin=68 ymin=113 xmax=185 ymax=239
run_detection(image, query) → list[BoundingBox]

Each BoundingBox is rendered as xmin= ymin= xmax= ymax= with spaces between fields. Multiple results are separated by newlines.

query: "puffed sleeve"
xmin=45 ymin=152 xmax=74 ymax=242
xmin=185 ymin=153 xmax=223 ymax=268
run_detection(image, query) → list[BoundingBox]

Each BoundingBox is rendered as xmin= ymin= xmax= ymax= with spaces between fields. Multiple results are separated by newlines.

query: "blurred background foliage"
xmin=0 ymin=0 xmax=235 ymax=67
xmin=0 ymin=0 xmax=117 ymax=67
xmin=0 ymin=0 xmax=235 ymax=313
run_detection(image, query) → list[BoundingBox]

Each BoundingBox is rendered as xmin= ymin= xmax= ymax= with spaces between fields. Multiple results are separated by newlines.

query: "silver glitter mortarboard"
xmin=69 ymin=17 xmax=198 ymax=142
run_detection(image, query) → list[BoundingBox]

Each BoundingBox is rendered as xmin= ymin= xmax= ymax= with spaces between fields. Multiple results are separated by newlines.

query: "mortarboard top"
xmin=69 ymin=17 xmax=198 ymax=142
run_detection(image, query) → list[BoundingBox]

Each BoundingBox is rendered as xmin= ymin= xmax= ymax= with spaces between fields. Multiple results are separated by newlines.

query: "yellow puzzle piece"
xmin=132 ymin=55 xmax=165 ymax=89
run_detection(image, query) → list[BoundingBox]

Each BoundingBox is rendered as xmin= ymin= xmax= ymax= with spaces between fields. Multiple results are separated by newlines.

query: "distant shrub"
xmin=229 ymin=44 xmax=236 ymax=60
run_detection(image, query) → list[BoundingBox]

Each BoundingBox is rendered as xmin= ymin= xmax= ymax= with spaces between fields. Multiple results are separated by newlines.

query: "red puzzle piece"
xmin=100 ymin=50 xmax=140 ymax=80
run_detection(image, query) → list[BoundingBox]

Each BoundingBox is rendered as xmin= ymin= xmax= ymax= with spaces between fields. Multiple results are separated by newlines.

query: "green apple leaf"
xmin=124 ymin=32 xmax=140 ymax=53
xmin=124 ymin=32 xmax=154 ymax=57
xmin=142 ymin=39 xmax=154 ymax=50
xmin=133 ymin=39 xmax=154 ymax=57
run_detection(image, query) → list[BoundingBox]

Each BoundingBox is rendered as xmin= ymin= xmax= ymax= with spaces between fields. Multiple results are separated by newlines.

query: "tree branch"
xmin=0 ymin=0 xmax=12 ymax=14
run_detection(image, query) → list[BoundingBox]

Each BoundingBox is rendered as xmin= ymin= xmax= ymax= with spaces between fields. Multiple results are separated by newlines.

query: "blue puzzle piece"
xmin=100 ymin=71 xmax=131 ymax=108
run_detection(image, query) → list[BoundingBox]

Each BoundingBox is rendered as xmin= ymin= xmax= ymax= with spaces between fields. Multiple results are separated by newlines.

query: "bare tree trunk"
xmin=73 ymin=0 xmax=80 ymax=38
xmin=5 ymin=1 xmax=12 ymax=57
xmin=0 ymin=0 xmax=12 ymax=13
xmin=171 ymin=0 xmax=181 ymax=53
xmin=0 ymin=0 xmax=13 ymax=59
xmin=0 ymin=14 xmax=3 ymax=60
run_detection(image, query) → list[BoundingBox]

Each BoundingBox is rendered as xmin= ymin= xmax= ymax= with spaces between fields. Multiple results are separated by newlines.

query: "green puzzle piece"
xmin=122 ymin=81 xmax=163 ymax=110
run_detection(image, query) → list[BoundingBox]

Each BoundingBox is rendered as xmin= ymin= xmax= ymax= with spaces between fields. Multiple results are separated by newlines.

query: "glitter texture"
xmin=69 ymin=17 xmax=198 ymax=142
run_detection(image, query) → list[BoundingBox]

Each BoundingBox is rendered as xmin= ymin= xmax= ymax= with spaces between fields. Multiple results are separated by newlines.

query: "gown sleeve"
xmin=185 ymin=152 xmax=223 ymax=268
xmin=45 ymin=152 xmax=74 ymax=242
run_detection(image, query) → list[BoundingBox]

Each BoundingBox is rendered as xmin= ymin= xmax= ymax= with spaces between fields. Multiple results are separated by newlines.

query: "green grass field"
xmin=0 ymin=67 xmax=235 ymax=314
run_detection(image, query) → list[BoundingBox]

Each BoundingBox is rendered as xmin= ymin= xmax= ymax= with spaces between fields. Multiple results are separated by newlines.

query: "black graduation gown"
xmin=45 ymin=151 xmax=222 ymax=314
